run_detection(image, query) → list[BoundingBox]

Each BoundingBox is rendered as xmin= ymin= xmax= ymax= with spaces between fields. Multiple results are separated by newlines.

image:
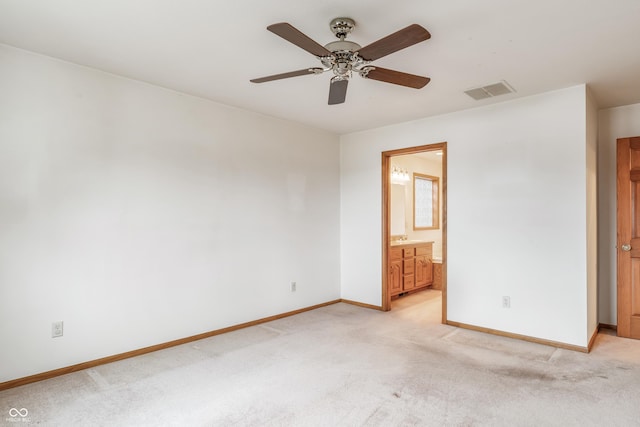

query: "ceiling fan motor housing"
xmin=324 ymin=40 xmax=361 ymax=53
xmin=322 ymin=40 xmax=364 ymax=77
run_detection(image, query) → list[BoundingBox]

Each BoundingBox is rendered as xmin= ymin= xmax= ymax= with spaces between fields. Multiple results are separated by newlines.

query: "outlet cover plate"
xmin=52 ymin=321 xmax=64 ymax=338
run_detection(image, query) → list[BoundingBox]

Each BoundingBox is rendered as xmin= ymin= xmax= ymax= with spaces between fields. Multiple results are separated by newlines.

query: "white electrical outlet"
xmin=502 ymin=296 xmax=511 ymax=308
xmin=52 ymin=321 xmax=64 ymax=338
xmin=290 ymin=281 xmax=297 ymax=292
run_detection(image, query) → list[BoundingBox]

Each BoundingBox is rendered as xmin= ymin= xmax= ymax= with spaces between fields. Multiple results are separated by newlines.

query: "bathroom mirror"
xmin=413 ymin=173 xmax=439 ymax=230
xmin=390 ymin=184 xmax=406 ymax=235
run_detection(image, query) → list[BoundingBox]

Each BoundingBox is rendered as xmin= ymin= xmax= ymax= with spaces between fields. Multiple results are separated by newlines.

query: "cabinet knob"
xmin=622 ymin=244 xmax=632 ymax=252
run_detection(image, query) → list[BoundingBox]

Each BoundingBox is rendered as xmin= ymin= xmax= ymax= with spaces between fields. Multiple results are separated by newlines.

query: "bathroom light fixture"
xmin=391 ymin=166 xmax=410 ymax=183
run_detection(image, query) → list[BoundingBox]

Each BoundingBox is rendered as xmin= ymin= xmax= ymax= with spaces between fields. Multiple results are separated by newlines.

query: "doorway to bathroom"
xmin=381 ymin=143 xmax=446 ymax=322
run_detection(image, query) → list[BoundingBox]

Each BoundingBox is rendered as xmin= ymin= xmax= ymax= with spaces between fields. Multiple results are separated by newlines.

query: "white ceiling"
xmin=1 ymin=0 xmax=639 ymax=134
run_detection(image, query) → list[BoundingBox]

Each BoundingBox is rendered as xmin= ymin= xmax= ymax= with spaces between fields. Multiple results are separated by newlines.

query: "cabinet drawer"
xmin=403 ymin=274 xmax=415 ymax=290
xmin=390 ymin=248 xmax=403 ymax=260
xmin=403 ymin=259 xmax=414 ymax=274
xmin=403 ymin=248 xmax=415 ymax=258
xmin=415 ymin=246 xmax=432 ymax=256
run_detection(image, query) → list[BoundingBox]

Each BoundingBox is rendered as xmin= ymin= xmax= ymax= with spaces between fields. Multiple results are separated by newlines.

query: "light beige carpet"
xmin=2 ymin=290 xmax=640 ymax=426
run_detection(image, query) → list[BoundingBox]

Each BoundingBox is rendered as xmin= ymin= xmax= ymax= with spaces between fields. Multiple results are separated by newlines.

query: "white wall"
xmin=341 ymin=85 xmax=594 ymax=347
xmin=0 ymin=45 xmax=341 ymax=382
xmin=598 ymin=102 xmax=640 ymax=325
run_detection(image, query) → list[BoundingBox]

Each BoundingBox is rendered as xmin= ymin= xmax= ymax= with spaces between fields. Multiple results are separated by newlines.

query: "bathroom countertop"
xmin=389 ymin=240 xmax=435 ymax=247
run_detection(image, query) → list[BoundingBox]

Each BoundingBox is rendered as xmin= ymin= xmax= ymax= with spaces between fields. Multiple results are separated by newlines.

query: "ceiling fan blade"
xmin=328 ymin=79 xmax=349 ymax=105
xmin=357 ymin=24 xmax=431 ymax=61
xmin=363 ymin=67 xmax=430 ymax=89
xmin=250 ymin=68 xmax=324 ymax=83
xmin=267 ymin=23 xmax=332 ymax=58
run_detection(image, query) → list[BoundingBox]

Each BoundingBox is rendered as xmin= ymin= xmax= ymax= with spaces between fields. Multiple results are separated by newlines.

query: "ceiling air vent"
xmin=464 ymin=80 xmax=515 ymax=100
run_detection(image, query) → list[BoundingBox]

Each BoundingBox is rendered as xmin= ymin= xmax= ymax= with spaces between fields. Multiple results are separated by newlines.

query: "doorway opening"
xmin=382 ymin=143 xmax=447 ymax=323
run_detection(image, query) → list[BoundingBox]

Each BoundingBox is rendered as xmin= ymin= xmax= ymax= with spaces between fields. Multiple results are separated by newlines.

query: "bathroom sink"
xmin=391 ymin=239 xmax=425 ymax=245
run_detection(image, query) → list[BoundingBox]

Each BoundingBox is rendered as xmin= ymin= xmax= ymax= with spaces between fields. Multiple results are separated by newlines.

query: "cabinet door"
xmin=433 ymin=263 xmax=442 ymax=290
xmin=415 ymin=256 xmax=434 ymax=287
xmin=424 ymin=258 xmax=433 ymax=284
xmin=389 ymin=260 xmax=403 ymax=296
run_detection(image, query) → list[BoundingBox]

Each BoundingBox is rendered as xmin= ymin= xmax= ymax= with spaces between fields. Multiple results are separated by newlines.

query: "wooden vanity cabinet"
xmin=389 ymin=242 xmax=434 ymax=297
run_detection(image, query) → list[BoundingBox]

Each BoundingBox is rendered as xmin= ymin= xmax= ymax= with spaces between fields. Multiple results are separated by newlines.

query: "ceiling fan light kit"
xmin=250 ymin=17 xmax=431 ymax=105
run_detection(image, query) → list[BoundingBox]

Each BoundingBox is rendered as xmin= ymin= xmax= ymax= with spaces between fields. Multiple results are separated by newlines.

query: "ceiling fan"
xmin=250 ymin=18 xmax=431 ymax=105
